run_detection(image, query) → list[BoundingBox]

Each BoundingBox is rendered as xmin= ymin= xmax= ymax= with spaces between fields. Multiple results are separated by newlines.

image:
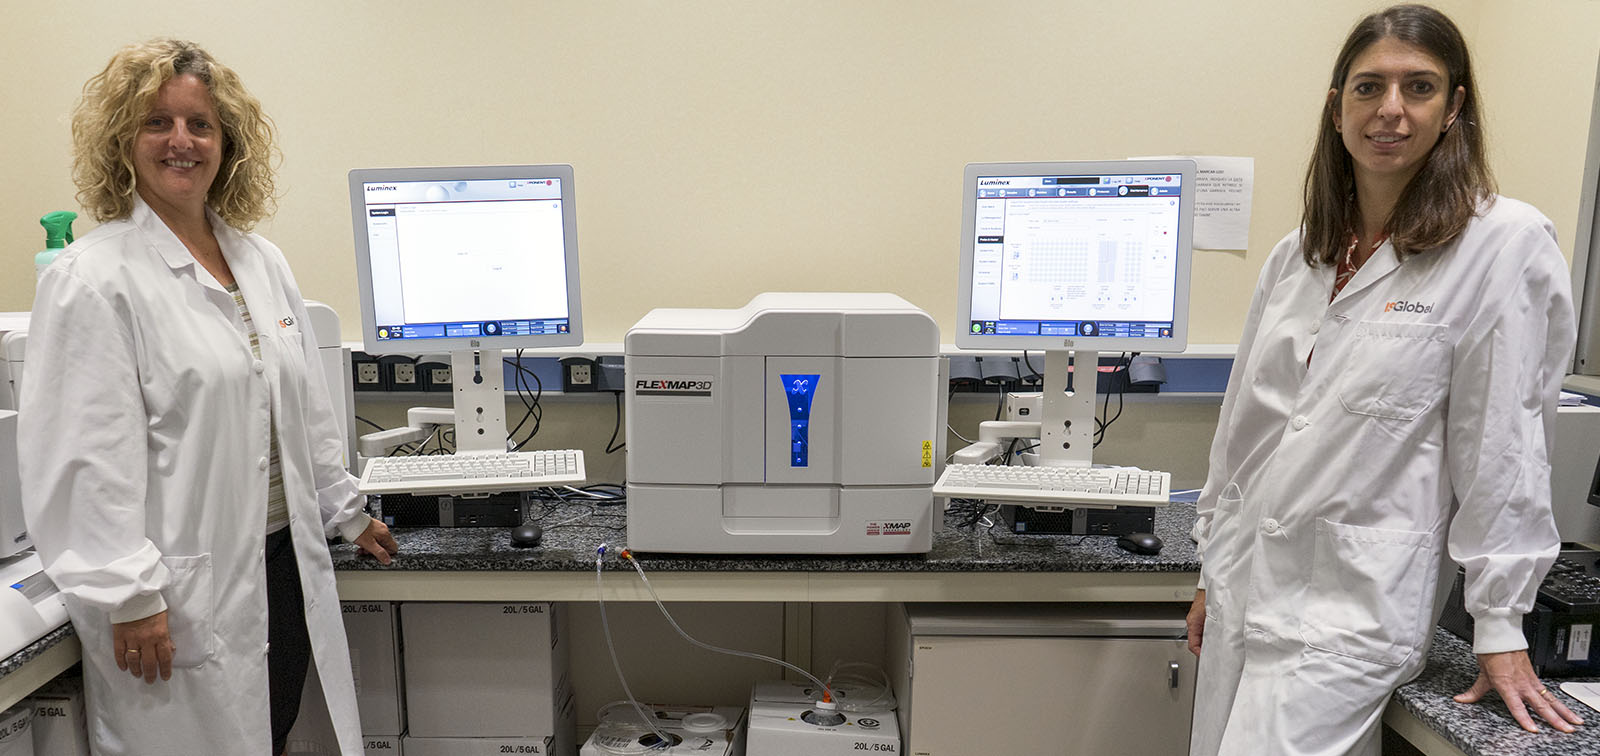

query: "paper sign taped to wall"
xmin=1133 ymin=155 xmax=1254 ymax=251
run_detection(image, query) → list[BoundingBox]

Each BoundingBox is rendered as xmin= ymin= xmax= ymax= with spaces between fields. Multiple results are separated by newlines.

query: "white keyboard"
xmin=933 ymin=464 xmax=1171 ymax=511
xmin=359 ymin=449 xmax=586 ymax=496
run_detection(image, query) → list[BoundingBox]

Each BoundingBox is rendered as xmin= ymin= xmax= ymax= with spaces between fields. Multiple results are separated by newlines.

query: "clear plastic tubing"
xmin=595 ymin=545 xmax=672 ymax=749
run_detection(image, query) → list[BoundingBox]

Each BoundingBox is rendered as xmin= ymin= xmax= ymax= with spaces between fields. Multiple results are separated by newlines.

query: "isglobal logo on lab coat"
xmin=1384 ymin=300 xmax=1435 ymax=314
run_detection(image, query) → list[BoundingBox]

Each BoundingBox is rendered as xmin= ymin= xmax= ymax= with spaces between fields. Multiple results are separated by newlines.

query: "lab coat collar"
xmin=132 ymin=194 xmax=233 ymax=273
xmin=1328 ymin=239 xmax=1401 ymax=310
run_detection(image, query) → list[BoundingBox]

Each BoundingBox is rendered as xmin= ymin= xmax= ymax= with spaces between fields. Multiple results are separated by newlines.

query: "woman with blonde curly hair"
xmin=19 ymin=38 xmax=396 ymax=756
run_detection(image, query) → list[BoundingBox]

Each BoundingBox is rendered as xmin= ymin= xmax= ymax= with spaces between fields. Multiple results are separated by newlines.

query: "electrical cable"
xmin=605 ymin=390 xmax=626 ymax=454
xmin=1022 ymin=350 xmax=1040 ymax=381
xmin=505 ymin=350 xmax=545 ymax=451
xmin=505 ymin=351 xmax=538 ymax=446
xmin=355 ymin=415 xmax=385 ymax=432
xmin=410 ymin=425 xmax=441 ymax=456
xmin=945 ymin=499 xmax=997 ymax=530
xmin=1093 ymin=352 xmax=1130 ymax=447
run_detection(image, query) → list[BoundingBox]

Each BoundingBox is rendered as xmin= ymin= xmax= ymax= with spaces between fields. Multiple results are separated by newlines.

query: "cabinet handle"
xmin=1169 ymin=661 xmax=1180 ymax=689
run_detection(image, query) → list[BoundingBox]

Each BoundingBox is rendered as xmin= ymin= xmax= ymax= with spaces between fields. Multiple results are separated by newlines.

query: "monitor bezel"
xmin=954 ymin=159 xmax=1197 ymax=354
xmin=348 ymin=164 xmax=583 ymax=355
xmin=1589 ymin=441 xmax=1600 ymax=507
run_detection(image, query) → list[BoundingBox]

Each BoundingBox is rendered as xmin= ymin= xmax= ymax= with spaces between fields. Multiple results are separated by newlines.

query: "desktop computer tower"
xmin=998 ymin=503 xmax=1155 ymax=536
xmin=374 ymin=491 xmax=526 ymax=528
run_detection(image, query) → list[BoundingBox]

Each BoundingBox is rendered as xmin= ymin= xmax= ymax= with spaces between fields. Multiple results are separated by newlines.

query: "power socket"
xmin=393 ymin=362 xmax=417 ymax=387
xmin=378 ymin=355 xmax=418 ymax=391
xmin=417 ymin=354 xmax=451 ymax=392
xmin=561 ymin=357 xmax=598 ymax=393
xmin=352 ymin=351 xmax=384 ymax=392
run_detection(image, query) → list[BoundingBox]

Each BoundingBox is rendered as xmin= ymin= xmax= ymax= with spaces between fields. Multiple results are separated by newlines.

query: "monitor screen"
xmin=348 ymin=164 xmax=582 ymax=354
xmin=954 ymin=159 xmax=1196 ymax=353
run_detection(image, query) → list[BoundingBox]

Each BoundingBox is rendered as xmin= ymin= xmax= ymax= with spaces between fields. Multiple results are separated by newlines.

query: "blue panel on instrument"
xmin=781 ymin=374 xmax=820 ymax=467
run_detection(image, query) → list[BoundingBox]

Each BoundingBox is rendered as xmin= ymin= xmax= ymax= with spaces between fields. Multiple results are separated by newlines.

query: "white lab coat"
xmin=1189 ymin=196 xmax=1574 ymax=756
xmin=19 ymin=196 xmax=371 ymax=755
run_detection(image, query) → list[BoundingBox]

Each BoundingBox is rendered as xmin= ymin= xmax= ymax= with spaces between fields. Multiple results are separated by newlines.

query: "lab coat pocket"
xmin=1337 ymin=321 xmax=1450 ymax=421
xmin=1201 ymin=485 xmax=1245 ymax=616
xmin=275 ymin=330 xmax=305 ymax=367
xmin=159 ymin=554 xmax=217 ymax=667
xmin=1300 ymin=518 xmax=1436 ymax=667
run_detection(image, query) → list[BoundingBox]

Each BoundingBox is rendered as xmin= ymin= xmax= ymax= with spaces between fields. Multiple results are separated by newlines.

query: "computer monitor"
xmin=349 ymin=164 xmax=582 ymax=452
xmin=954 ymin=159 xmax=1196 ymax=467
xmin=1589 ymin=440 xmax=1600 ymax=508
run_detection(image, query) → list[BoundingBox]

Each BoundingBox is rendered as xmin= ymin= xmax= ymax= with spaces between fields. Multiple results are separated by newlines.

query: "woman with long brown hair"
xmin=1186 ymin=5 xmax=1583 ymax=753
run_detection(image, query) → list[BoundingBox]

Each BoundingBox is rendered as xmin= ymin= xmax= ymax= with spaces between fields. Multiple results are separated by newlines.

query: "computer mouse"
xmin=510 ymin=523 xmax=543 ymax=548
xmin=1117 ymin=532 xmax=1163 ymax=555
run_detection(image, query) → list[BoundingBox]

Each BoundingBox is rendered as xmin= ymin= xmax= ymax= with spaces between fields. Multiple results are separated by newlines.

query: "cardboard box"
xmin=29 ymin=676 xmax=88 ymax=756
xmin=0 ymin=701 xmax=34 ymax=756
xmin=290 ymin=723 xmax=403 ymax=756
xmin=401 ymin=603 xmax=569 ymax=738
xmin=403 ymin=689 xmax=573 ymax=756
xmin=285 ymin=665 xmax=345 ymax=755
xmin=361 ymin=735 xmax=403 ymax=756
xmin=746 ymin=681 xmax=897 ymax=756
xmin=401 ymin=736 xmax=552 ymax=756
xmin=343 ymin=601 xmax=405 ymax=735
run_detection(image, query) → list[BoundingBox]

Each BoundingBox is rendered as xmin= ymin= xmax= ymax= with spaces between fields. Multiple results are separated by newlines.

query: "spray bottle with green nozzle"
xmin=36 ymin=211 xmax=78 ymax=280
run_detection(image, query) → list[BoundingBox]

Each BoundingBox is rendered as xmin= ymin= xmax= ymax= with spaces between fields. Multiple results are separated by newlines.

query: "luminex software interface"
xmin=360 ymin=178 xmax=571 ymax=342
xmin=968 ymin=171 xmax=1183 ymax=340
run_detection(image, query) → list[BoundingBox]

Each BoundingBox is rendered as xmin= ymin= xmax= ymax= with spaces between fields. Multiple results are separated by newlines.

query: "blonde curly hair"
xmin=71 ymin=39 xmax=277 ymax=230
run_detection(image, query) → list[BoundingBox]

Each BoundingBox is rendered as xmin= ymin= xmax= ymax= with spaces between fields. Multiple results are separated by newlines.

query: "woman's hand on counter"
xmin=1454 ymin=650 xmax=1583 ymax=734
xmin=354 ymin=518 xmax=399 ymax=565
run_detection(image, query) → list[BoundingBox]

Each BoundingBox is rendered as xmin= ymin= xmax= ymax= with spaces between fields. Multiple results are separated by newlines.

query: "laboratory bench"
xmin=4 ymin=502 xmax=1598 ymax=756
xmin=327 ymin=500 xmax=1202 ymax=603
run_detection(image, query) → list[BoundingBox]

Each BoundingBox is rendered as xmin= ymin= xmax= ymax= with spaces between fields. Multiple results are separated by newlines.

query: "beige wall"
xmin=3 ymin=1 xmax=1595 ymax=345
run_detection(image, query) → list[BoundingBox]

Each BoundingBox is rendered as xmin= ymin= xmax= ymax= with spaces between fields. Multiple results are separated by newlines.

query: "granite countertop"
xmin=1395 ymin=629 xmax=1600 ymax=755
xmin=0 ymin=623 xmax=74 ymax=682
xmin=327 ymin=499 xmax=1202 ymax=572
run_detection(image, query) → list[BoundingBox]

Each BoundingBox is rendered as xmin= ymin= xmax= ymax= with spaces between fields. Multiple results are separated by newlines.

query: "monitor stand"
xmin=945 ymin=349 xmax=1101 ymax=468
xmin=451 ymin=348 xmax=509 ymax=453
xmin=1036 ymin=349 xmax=1098 ymax=468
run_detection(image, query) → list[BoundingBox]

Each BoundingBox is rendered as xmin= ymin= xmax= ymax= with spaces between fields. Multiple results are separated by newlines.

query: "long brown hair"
xmin=1301 ymin=4 xmax=1494 ymax=266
